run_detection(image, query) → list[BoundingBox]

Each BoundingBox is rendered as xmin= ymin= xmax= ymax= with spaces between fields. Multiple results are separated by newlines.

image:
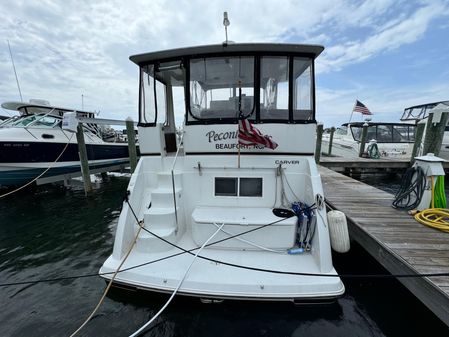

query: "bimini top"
xmin=130 ymin=43 xmax=324 ymax=65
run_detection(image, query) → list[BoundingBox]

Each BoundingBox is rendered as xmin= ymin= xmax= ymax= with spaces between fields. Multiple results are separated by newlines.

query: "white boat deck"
xmin=101 ymin=232 xmax=344 ymax=300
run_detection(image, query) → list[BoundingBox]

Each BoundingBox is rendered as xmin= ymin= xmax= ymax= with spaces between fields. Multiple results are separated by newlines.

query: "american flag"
xmin=353 ymin=100 xmax=372 ymax=115
xmin=238 ymin=118 xmax=278 ymax=150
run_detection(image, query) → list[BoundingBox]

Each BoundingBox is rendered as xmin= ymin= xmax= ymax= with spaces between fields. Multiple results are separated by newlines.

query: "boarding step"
xmin=144 ymin=207 xmax=178 ymax=229
xmin=136 ymin=226 xmax=178 ymax=253
xmin=191 ymin=207 xmax=297 ymax=250
xmin=157 ymin=171 xmax=182 ymax=189
xmin=151 ymin=187 xmax=182 ymax=208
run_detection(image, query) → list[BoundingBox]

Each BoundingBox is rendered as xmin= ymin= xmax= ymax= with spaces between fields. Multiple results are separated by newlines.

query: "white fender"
xmin=327 ymin=210 xmax=350 ymax=253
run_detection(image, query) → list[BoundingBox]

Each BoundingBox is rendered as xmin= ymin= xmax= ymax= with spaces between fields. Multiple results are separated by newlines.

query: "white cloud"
xmin=0 ymin=0 xmax=448 ymax=126
xmin=318 ymin=1 xmax=448 ymax=73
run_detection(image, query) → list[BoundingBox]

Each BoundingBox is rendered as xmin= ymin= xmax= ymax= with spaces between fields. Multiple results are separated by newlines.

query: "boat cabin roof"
xmin=134 ymin=42 xmax=323 ymax=126
xmin=343 ymin=122 xmax=415 ymax=127
xmin=130 ymin=43 xmax=324 ymax=65
xmin=1 ymin=101 xmax=96 ymax=118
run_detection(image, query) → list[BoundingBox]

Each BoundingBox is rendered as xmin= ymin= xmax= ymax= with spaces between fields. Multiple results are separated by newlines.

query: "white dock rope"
xmin=69 ymin=219 xmax=145 ymax=337
xmin=128 ymin=223 xmax=225 ymax=337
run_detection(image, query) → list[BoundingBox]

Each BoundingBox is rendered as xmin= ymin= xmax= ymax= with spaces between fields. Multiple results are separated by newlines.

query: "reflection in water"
xmin=0 ymin=175 xmax=448 ymax=336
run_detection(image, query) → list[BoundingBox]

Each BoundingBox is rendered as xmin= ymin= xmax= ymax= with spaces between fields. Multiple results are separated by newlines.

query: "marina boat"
xmin=100 ymin=43 xmax=345 ymax=301
xmin=401 ymin=101 xmax=449 ymax=160
xmin=322 ymin=121 xmax=416 ymax=159
xmin=0 ymin=100 xmax=131 ymax=186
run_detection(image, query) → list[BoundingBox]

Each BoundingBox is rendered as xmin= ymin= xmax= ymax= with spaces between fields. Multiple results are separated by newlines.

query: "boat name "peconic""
xmin=206 ymin=130 xmax=238 ymax=142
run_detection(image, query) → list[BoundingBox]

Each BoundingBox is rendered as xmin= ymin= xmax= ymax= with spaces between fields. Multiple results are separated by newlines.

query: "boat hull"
xmin=100 ymin=237 xmax=345 ymax=301
xmin=100 ymin=154 xmax=345 ymax=302
xmin=321 ymin=138 xmax=413 ymax=159
xmin=0 ymin=141 xmax=131 ymax=186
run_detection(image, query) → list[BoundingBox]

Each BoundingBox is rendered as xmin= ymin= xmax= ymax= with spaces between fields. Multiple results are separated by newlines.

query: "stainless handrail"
xmin=171 ymin=131 xmax=185 ymax=230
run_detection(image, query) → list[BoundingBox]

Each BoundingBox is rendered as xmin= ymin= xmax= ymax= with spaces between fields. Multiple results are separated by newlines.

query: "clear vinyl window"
xmin=260 ymin=56 xmax=289 ymax=120
xmin=293 ymin=57 xmax=313 ymax=121
xmin=189 ymin=56 xmax=255 ymax=121
xmin=140 ymin=65 xmax=167 ymax=125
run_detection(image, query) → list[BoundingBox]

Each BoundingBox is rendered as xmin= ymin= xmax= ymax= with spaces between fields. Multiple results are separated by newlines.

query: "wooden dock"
xmin=319 ymin=166 xmax=449 ymax=327
xmin=319 ymin=156 xmax=449 ymax=173
xmin=320 ymin=156 xmax=410 ymax=169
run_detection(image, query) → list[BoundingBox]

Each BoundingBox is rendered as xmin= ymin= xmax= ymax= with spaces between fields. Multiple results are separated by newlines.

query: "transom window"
xmin=215 ymin=177 xmax=263 ymax=197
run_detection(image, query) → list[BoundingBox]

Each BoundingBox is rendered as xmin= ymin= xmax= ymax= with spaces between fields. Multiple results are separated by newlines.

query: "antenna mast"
xmin=223 ymin=12 xmax=230 ymax=45
xmin=7 ymin=40 xmax=23 ymax=102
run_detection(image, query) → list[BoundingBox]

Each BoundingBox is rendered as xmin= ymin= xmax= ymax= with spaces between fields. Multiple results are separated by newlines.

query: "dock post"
xmin=76 ymin=124 xmax=93 ymax=194
xmin=126 ymin=117 xmax=138 ymax=173
xmin=328 ymin=127 xmax=336 ymax=155
xmin=315 ymin=124 xmax=324 ymax=164
xmin=410 ymin=122 xmax=426 ymax=163
xmin=422 ymin=111 xmax=449 ymax=157
xmin=358 ymin=122 xmax=369 ymax=157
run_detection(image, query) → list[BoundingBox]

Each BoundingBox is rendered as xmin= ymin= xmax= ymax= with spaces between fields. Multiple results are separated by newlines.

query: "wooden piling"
xmin=315 ymin=123 xmax=324 ymax=164
xmin=422 ymin=111 xmax=449 ymax=157
xmin=126 ymin=117 xmax=138 ymax=173
xmin=358 ymin=123 xmax=369 ymax=158
xmin=328 ymin=126 xmax=336 ymax=155
xmin=410 ymin=121 xmax=426 ymax=163
xmin=76 ymin=124 xmax=92 ymax=194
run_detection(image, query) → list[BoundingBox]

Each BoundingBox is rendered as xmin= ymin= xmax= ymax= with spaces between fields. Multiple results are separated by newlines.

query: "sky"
xmin=0 ymin=0 xmax=448 ymax=128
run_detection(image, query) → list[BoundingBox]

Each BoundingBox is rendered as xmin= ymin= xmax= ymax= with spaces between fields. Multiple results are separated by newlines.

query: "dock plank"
xmin=319 ymin=165 xmax=449 ymax=327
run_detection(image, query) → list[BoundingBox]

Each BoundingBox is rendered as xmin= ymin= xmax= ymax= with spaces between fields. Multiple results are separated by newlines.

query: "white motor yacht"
xmin=100 ymin=43 xmax=345 ymax=301
xmin=401 ymin=101 xmax=449 ymax=160
xmin=322 ymin=122 xmax=416 ymax=159
xmin=0 ymin=100 xmax=131 ymax=186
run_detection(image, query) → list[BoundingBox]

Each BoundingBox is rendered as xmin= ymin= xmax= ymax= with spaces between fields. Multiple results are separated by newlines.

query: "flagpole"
xmin=238 ymin=144 xmax=240 ymax=168
xmin=237 ymin=80 xmax=242 ymax=169
xmin=348 ymin=100 xmax=356 ymax=123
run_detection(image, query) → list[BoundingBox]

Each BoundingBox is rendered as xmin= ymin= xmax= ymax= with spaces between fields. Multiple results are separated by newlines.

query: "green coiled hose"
xmin=433 ymin=175 xmax=447 ymax=208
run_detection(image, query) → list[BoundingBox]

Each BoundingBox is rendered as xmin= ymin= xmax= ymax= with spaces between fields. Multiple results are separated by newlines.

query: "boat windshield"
xmin=4 ymin=114 xmax=61 ymax=128
xmin=351 ymin=124 xmax=415 ymax=143
xmin=401 ymin=101 xmax=449 ymax=121
xmin=335 ymin=126 xmax=348 ymax=136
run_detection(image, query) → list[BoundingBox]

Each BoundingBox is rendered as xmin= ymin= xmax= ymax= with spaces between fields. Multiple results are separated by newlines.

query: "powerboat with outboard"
xmin=322 ymin=121 xmax=416 ymax=159
xmin=100 ymin=43 xmax=346 ymax=302
xmin=401 ymin=101 xmax=449 ymax=160
xmin=0 ymin=99 xmax=131 ymax=186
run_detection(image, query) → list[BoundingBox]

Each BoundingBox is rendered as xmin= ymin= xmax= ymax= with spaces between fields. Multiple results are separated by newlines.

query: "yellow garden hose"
xmin=414 ymin=176 xmax=449 ymax=233
xmin=414 ymin=208 xmax=449 ymax=233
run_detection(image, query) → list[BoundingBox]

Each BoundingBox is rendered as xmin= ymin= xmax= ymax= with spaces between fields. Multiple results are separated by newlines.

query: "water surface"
xmin=0 ymin=174 xmax=447 ymax=336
